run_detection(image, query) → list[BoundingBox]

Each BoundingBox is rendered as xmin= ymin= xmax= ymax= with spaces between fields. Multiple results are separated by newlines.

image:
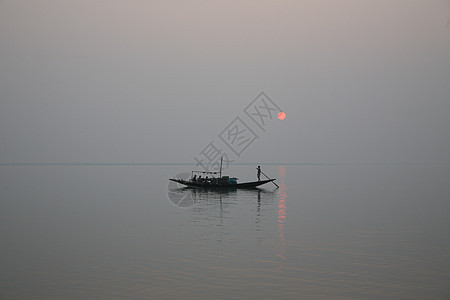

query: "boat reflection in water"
xmin=167 ymin=184 xmax=276 ymax=209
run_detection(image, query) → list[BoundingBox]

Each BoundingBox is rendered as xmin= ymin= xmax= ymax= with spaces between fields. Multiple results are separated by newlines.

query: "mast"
xmin=219 ymin=156 xmax=223 ymax=178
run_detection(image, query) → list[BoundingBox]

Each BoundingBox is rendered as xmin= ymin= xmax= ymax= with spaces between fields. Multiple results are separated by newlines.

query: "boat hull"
xmin=169 ymin=178 xmax=275 ymax=189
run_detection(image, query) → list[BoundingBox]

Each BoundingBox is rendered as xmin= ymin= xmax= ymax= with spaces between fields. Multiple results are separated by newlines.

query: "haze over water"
xmin=1 ymin=1 xmax=449 ymax=165
xmin=1 ymin=1 xmax=449 ymax=298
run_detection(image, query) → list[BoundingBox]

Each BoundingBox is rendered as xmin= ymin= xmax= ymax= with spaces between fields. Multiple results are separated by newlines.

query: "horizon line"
xmin=1 ymin=162 xmax=448 ymax=166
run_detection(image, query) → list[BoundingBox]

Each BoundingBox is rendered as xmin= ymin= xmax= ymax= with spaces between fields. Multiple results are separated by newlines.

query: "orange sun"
xmin=278 ymin=112 xmax=286 ymax=120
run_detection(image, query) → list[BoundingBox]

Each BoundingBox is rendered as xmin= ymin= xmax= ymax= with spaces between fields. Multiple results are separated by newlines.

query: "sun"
xmin=278 ymin=112 xmax=286 ymax=120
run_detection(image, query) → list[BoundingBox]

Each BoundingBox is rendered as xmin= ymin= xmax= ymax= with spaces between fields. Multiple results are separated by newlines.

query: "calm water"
xmin=1 ymin=164 xmax=449 ymax=299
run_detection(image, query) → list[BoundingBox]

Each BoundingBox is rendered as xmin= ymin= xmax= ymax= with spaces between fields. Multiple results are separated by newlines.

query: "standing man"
xmin=257 ymin=166 xmax=261 ymax=181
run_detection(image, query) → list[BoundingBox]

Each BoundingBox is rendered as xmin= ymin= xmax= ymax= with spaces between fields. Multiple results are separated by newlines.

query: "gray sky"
xmin=1 ymin=0 xmax=449 ymax=164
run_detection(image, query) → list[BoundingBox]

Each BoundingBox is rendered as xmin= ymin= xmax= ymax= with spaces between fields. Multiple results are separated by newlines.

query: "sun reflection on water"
xmin=277 ymin=165 xmax=287 ymax=260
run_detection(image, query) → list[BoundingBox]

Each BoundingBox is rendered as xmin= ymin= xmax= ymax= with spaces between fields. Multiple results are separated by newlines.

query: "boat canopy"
xmin=191 ymin=170 xmax=220 ymax=177
xmin=191 ymin=170 xmax=237 ymax=180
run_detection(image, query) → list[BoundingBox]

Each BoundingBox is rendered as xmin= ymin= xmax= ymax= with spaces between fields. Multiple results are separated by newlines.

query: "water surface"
xmin=1 ymin=164 xmax=449 ymax=299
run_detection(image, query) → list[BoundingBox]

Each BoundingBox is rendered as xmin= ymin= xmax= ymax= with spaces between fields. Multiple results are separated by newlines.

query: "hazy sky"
xmin=1 ymin=0 xmax=449 ymax=164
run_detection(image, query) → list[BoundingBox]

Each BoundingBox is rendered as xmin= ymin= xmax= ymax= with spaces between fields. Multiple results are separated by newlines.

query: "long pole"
xmin=219 ymin=156 xmax=223 ymax=178
xmin=260 ymin=169 xmax=279 ymax=188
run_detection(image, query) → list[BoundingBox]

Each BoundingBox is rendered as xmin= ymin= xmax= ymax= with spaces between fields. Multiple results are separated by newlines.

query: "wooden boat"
xmin=169 ymin=177 xmax=276 ymax=189
xmin=169 ymin=157 xmax=278 ymax=189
